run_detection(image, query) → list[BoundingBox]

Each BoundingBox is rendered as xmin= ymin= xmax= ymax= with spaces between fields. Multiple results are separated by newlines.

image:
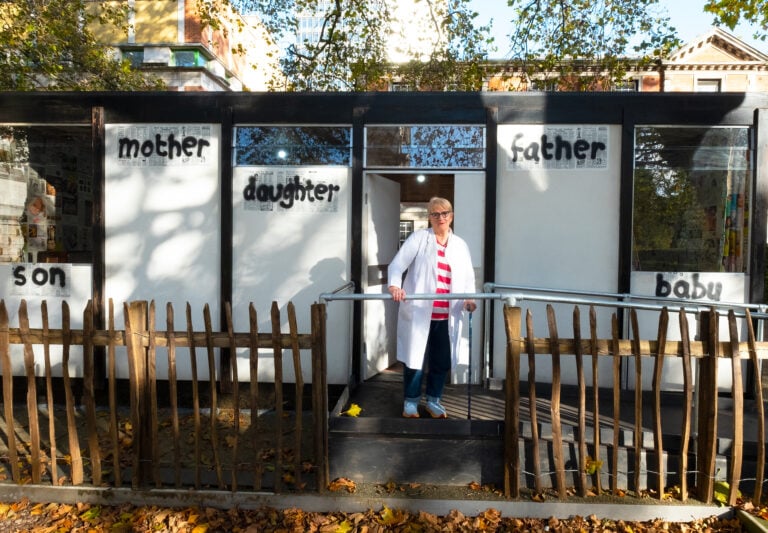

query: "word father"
xmin=243 ymin=175 xmax=340 ymax=209
xmin=509 ymin=133 xmax=606 ymax=163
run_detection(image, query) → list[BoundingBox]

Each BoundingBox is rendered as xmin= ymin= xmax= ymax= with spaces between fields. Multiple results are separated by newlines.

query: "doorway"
xmin=362 ymin=171 xmax=484 ymax=384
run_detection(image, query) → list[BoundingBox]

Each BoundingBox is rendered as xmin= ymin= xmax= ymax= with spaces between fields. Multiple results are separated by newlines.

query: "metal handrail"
xmin=484 ymin=282 xmax=768 ymax=320
xmin=319 ymin=289 xmax=766 ymax=318
xmin=484 ymin=281 xmax=768 ymax=315
xmin=327 ymin=281 xmax=356 ymax=295
xmin=318 ymin=291 xmax=501 ymax=303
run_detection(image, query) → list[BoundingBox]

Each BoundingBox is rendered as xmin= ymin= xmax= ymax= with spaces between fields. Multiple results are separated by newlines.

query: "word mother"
xmin=118 ymin=133 xmax=211 ymax=159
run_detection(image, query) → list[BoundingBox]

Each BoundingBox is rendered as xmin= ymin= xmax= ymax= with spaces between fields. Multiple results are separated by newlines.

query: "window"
xmin=234 ymin=126 xmax=352 ymax=166
xmin=633 ymin=126 xmax=751 ymax=273
xmin=365 ymin=125 xmax=485 ymax=169
xmin=697 ymin=79 xmax=721 ymax=92
xmin=122 ymin=49 xmax=144 ymax=68
xmin=399 ymin=220 xmax=414 ymax=247
xmin=390 ymin=83 xmax=413 ymax=92
xmin=0 ymin=126 xmax=94 ymax=264
xmin=173 ymin=50 xmax=204 ymax=68
xmin=613 ymin=80 xmax=638 ymax=92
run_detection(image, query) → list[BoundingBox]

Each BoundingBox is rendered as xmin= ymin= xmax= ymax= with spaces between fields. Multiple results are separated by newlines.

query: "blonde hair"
xmin=428 ymin=197 xmax=452 ymax=213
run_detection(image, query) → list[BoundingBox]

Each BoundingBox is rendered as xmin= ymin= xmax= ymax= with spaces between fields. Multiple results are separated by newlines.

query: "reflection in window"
xmin=173 ymin=50 xmax=204 ymax=68
xmin=122 ymin=49 xmax=144 ymax=68
xmin=633 ymin=126 xmax=751 ymax=273
xmin=365 ymin=125 xmax=485 ymax=169
xmin=0 ymin=126 xmax=93 ymax=264
xmin=399 ymin=220 xmax=414 ymax=247
xmin=234 ymin=126 xmax=351 ymax=166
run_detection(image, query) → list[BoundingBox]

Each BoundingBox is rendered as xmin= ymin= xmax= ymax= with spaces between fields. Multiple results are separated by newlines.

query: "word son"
xmin=13 ymin=265 xmax=67 ymax=288
xmin=510 ymin=133 xmax=606 ymax=163
xmin=243 ymin=175 xmax=340 ymax=209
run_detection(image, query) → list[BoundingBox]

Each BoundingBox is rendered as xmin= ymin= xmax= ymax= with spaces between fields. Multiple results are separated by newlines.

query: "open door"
xmin=363 ymin=174 xmax=400 ymax=380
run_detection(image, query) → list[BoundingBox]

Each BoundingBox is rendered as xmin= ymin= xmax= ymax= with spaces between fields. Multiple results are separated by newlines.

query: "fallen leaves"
xmin=0 ymin=499 xmax=748 ymax=533
xmin=341 ymin=403 xmax=362 ymax=417
xmin=328 ymin=477 xmax=356 ymax=493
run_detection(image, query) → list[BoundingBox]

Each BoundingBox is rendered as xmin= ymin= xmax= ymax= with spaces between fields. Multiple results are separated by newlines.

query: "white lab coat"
xmin=388 ymin=228 xmax=476 ymax=370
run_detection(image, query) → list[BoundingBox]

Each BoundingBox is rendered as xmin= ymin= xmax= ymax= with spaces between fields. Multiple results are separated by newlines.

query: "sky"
xmin=470 ymin=0 xmax=766 ymax=59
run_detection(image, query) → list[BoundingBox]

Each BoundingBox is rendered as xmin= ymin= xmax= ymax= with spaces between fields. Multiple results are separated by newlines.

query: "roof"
xmin=667 ymin=26 xmax=768 ymax=65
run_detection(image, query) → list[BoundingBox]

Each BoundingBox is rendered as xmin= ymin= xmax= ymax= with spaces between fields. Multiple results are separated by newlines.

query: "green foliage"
xmin=0 ymin=0 xmax=165 ymax=91
xmin=704 ymin=0 xmax=768 ymax=41
xmin=234 ymin=0 xmax=492 ymax=91
xmin=505 ymin=0 xmax=680 ymax=90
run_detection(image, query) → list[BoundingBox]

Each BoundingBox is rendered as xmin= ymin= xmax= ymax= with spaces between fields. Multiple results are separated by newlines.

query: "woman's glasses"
xmin=429 ymin=211 xmax=453 ymax=219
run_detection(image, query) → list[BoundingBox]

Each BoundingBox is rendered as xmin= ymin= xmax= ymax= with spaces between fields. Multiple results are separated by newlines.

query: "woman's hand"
xmin=388 ymin=285 xmax=406 ymax=302
xmin=464 ymin=300 xmax=477 ymax=313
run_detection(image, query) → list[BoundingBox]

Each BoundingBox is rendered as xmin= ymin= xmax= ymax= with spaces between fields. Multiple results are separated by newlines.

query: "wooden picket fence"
xmin=502 ymin=304 xmax=767 ymax=505
xmin=0 ymin=298 xmax=329 ymax=493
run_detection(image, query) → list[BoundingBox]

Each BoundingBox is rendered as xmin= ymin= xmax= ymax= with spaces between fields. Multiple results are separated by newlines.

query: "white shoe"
xmin=402 ymin=400 xmax=420 ymax=418
xmin=425 ymin=397 xmax=447 ymax=419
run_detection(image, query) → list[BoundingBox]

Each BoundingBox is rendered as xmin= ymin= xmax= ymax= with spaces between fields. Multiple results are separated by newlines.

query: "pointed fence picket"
xmin=502 ymin=303 xmax=768 ymax=505
xmin=0 ymin=298 xmax=328 ymax=493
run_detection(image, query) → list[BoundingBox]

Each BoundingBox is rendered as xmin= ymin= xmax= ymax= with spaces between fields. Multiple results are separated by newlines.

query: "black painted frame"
xmin=0 ymin=91 xmax=765 ymax=387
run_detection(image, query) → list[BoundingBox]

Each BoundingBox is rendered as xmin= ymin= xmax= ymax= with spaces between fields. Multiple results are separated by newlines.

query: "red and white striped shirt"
xmin=432 ymin=241 xmax=452 ymax=320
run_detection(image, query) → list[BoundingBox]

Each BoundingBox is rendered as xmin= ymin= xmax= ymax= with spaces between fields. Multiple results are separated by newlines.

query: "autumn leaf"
xmin=342 ymin=403 xmax=362 ymax=417
xmin=335 ymin=519 xmax=353 ymax=533
xmin=584 ymin=456 xmax=603 ymax=475
xmin=714 ymin=480 xmax=739 ymax=505
xmin=377 ymin=506 xmax=406 ymax=526
xmin=80 ymin=506 xmax=101 ymax=521
xmin=328 ymin=477 xmax=356 ymax=493
xmin=381 ymin=480 xmax=398 ymax=494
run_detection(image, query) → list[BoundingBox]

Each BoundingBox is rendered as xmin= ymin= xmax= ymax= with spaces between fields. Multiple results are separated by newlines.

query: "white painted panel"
xmin=629 ymin=271 xmax=749 ymax=391
xmin=363 ymin=174 xmax=400 ymax=379
xmin=493 ymin=124 xmax=621 ymax=387
xmin=453 ymin=172 xmax=485 ymax=385
xmin=232 ymin=166 xmax=351 ymax=385
xmin=0 ymin=264 xmax=91 ymax=376
xmin=105 ymin=124 xmax=221 ymax=380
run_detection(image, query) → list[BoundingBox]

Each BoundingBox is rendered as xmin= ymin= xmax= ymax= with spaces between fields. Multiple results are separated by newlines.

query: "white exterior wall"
xmin=105 ymin=123 xmax=221 ymax=380
xmin=232 ymin=166 xmax=351 ymax=385
xmin=493 ymin=124 xmax=622 ymax=386
xmin=1 ymin=264 xmax=91 ymax=376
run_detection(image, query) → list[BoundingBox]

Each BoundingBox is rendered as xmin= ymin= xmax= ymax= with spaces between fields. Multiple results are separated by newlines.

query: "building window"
xmin=234 ymin=126 xmax=352 ymax=166
xmin=0 ymin=126 xmax=94 ymax=264
xmin=122 ymin=49 xmax=144 ymax=68
xmin=399 ymin=220 xmax=414 ymax=247
xmin=633 ymin=126 xmax=751 ymax=273
xmin=173 ymin=50 xmax=205 ymax=68
xmin=613 ymin=80 xmax=638 ymax=92
xmin=529 ymin=80 xmax=558 ymax=92
xmin=390 ymin=83 xmax=413 ymax=92
xmin=365 ymin=125 xmax=486 ymax=169
xmin=697 ymin=79 xmax=722 ymax=92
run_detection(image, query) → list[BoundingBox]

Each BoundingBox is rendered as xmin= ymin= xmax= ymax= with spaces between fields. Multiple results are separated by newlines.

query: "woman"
xmin=388 ymin=197 xmax=477 ymax=418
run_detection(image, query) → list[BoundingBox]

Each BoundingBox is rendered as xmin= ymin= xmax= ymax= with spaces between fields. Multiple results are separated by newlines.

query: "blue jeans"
xmin=404 ymin=320 xmax=450 ymax=401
